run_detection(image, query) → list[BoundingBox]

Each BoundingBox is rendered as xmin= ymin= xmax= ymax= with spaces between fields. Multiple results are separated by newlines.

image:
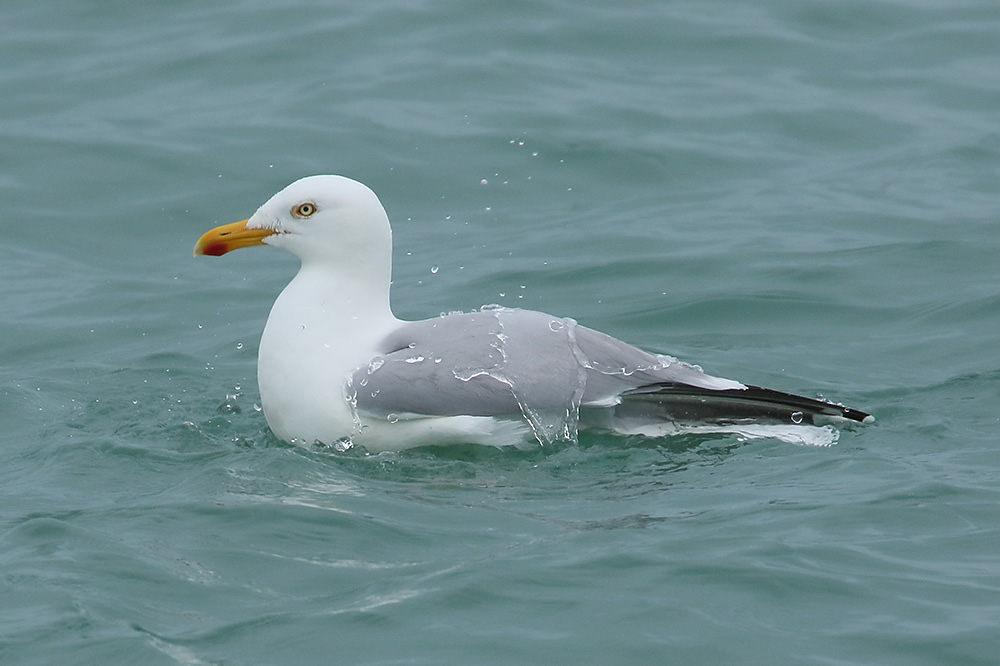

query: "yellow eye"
xmin=293 ymin=202 xmax=317 ymax=218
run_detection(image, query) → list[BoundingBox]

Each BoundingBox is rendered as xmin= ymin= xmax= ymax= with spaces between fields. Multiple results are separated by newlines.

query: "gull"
xmin=194 ymin=175 xmax=871 ymax=451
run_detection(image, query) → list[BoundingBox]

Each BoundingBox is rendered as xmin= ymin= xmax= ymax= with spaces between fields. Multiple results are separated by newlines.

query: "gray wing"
xmin=352 ymin=306 xmax=741 ymax=419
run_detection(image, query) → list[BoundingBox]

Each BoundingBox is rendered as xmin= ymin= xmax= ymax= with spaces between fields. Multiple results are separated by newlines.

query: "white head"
xmin=248 ymin=175 xmax=392 ymax=264
xmin=195 ymin=175 xmax=393 ymax=274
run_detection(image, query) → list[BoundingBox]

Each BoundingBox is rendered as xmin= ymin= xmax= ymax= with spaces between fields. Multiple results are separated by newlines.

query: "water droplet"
xmin=236 ymin=342 xmax=244 ymax=350
xmin=430 ymin=265 xmax=439 ymax=274
xmin=549 ymin=320 xmax=564 ymax=332
xmin=791 ymin=411 xmax=804 ymax=424
xmin=368 ymin=358 xmax=385 ymax=373
xmin=387 ymin=413 xmax=399 ymax=423
xmin=218 ymin=399 xmax=241 ymax=414
xmin=405 ymin=355 xmax=425 ymax=364
xmin=481 ymin=178 xmax=488 ymax=185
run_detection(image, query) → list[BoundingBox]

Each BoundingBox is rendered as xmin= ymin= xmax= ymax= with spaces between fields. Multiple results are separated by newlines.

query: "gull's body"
xmin=195 ymin=175 xmax=871 ymax=451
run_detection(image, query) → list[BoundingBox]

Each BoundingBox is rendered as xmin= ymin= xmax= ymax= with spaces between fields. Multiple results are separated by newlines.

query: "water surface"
xmin=3 ymin=1 xmax=1000 ymax=664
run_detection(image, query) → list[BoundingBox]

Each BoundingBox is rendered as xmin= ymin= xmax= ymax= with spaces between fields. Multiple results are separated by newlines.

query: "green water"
xmin=3 ymin=1 xmax=1000 ymax=664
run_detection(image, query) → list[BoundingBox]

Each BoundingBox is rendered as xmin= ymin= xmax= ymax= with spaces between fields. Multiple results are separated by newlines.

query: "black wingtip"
xmin=622 ymin=382 xmax=873 ymax=426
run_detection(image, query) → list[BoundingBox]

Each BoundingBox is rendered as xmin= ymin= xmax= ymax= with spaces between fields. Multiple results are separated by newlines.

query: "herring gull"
xmin=194 ymin=175 xmax=872 ymax=450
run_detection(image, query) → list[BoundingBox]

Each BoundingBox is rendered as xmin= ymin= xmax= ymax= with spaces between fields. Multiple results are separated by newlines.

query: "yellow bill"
xmin=193 ymin=219 xmax=277 ymax=257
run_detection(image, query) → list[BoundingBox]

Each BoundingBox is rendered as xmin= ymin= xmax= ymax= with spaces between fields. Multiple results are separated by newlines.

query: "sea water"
xmin=3 ymin=1 xmax=1000 ymax=664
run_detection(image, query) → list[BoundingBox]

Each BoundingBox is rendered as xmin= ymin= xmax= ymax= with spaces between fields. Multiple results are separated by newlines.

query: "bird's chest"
xmin=255 ymin=306 xmax=388 ymax=445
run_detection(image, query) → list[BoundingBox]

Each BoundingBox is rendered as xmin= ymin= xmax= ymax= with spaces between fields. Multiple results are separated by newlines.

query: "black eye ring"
xmin=293 ymin=202 xmax=317 ymax=218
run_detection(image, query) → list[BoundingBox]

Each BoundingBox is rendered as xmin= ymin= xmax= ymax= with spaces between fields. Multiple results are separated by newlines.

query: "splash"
xmin=491 ymin=308 xmax=586 ymax=445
